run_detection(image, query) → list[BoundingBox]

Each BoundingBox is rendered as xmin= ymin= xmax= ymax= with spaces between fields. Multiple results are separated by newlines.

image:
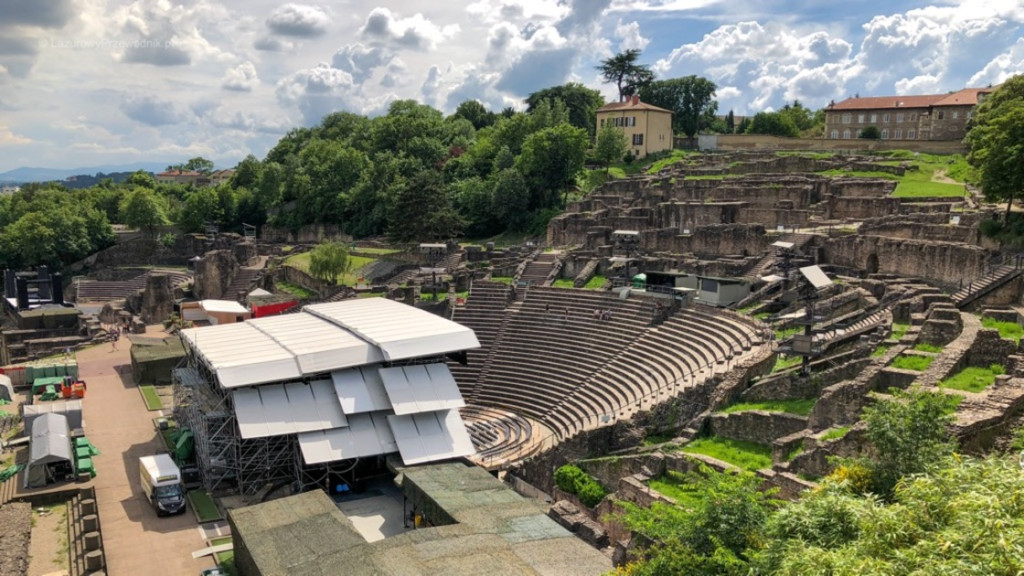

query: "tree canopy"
xmin=308 ymin=241 xmax=350 ymax=285
xmin=966 ymin=74 xmax=1024 ymax=219
xmin=638 ymin=76 xmax=718 ymax=138
xmin=596 ymin=49 xmax=654 ymax=103
xmin=746 ymin=111 xmax=800 ymax=137
xmin=526 ymin=83 xmax=605 ymax=137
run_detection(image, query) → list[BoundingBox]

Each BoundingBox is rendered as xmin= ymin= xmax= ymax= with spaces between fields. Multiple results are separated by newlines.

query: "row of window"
xmin=600 ymin=116 xmax=638 ymax=127
xmin=839 ymin=110 xmax=971 ymax=124
xmin=829 ymin=128 xmax=917 ymax=139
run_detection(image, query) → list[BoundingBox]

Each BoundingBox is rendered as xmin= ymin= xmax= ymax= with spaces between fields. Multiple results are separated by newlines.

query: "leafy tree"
xmin=638 ymin=76 xmax=718 ymax=138
xmin=596 ymin=49 xmax=654 ymax=102
xmin=308 ymin=241 xmax=350 ymax=285
xmin=179 ymin=187 xmax=226 ymax=233
xmin=855 ymin=387 xmax=958 ymax=499
xmin=516 ymin=123 xmax=589 ymax=210
xmin=859 ymin=126 xmax=881 ymax=139
xmin=594 ymin=119 xmax=627 ymax=172
xmin=453 ymin=99 xmax=496 ymax=130
xmin=526 ymin=83 xmax=605 ymax=137
xmin=126 ymin=170 xmax=156 ymax=189
xmin=169 ymin=157 xmax=215 ymax=174
xmin=231 ymin=154 xmax=263 ymax=190
xmin=491 ymin=168 xmax=530 ymax=230
xmin=746 ymin=111 xmax=800 ymax=137
xmin=120 ymin=187 xmax=169 ymax=235
xmin=726 ymin=110 xmax=735 ymax=133
xmin=966 ymin=74 xmax=1024 ymax=220
xmin=387 ymin=169 xmax=464 ymax=242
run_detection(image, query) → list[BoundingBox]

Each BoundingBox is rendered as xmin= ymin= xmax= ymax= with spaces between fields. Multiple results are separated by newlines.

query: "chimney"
xmin=631 ymin=94 xmax=639 ymax=105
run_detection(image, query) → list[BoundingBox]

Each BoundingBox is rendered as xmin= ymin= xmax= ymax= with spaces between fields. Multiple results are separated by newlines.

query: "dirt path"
xmin=75 ymin=327 xmax=215 ymax=575
xmin=28 ymin=504 xmax=67 ymax=576
xmin=932 ymin=168 xmax=958 ymax=184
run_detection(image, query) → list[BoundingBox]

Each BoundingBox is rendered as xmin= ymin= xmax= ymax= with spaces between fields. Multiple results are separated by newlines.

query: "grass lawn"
xmin=584 ymin=275 xmax=607 ymax=290
xmin=891 ymin=354 xmax=935 ymax=371
xmin=353 ymin=247 xmax=400 ymax=255
xmin=775 ymin=325 xmax=803 ymax=340
xmin=283 ymin=252 xmax=376 ymax=285
xmin=188 ymin=490 xmax=223 ymax=523
xmin=490 ymin=276 xmax=515 ymax=285
xmin=276 ymin=281 xmax=316 ymax=299
xmin=891 ymin=322 xmax=910 ymax=340
xmin=721 ymin=397 xmax=816 ymax=416
xmin=914 ymin=343 xmax=944 ymax=353
xmin=681 ymin=436 xmax=773 ymax=471
xmin=772 ymin=354 xmax=803 ymax=373
xmin=644 ymin=150 xmax=691 ymax=174
xmin=820 ymin=426 xmax=851 ymax=441
xmin=139 ymin=385 xmax=163 ymax=411
xmin=893 ymin=180 xmax=966 ymax=197
xmin=871 ymin=345 xmax=891 ymax=357
xmin=647 ymin=470 xmax=703 ymax=508
xmin=552 ymin=278 xmax=575 ymax=288
xmin=940 ymin=364 xmax=1005 ymax=393
xmin=209 ymin=536 xmax=234 ymax=569
xmin=981 ymin=316 xmax=1023 ymax=344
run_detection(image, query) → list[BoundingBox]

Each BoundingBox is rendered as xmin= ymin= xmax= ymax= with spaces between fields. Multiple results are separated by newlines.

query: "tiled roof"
xmin=157 ymin=170 xmax=202 ymax=177
xmin=829 ymin=87 xmax=991 ymax=111
xmin=597 ymin=99 xmax=672 ymax=114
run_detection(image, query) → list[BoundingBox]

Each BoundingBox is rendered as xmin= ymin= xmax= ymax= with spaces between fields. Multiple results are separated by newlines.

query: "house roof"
xmin=157 ymin=169 xmax=202 ymax=177
xmin=829 ymin=87 xmax=991 ymax=111
xmin=597 ymin=99 xmax=672 ymax=114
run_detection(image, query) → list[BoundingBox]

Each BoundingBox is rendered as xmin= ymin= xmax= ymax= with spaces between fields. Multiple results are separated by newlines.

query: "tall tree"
xmin=596 ymin=49 xmax=654 ymax=102
xmin=594 ymin=119 xmax=627 ymax=172
xmin=526 ymin=83 xmax=605 ymax=137
xmin=119 ymin=188 xmax=169 ymax=235
xmin=308 ymin=241 xmax=351 ymax=285
xmin=966 ymin=75 xmax=1024 ymax=220
xmin=452 ymin=99 xmax=495 ymax=130
xmin=746 ymin=111 xmax=800 ymax=137
xmin=638 ymin=76 xmax=718 ymax=138
xmin=516 ymin=123 xmax=589 ymax=210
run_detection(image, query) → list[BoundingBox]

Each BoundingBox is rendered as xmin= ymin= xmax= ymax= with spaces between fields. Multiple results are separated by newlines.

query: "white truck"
xmin=139 ymin=454 xmax=186 ymax=516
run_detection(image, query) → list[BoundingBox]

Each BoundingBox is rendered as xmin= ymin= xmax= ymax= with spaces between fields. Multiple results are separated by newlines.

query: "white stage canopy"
xmin=305 ymin=298 xmax=480 ymax=361
xmin=297 ymin=413 xmax=398 ymax=465
xmin=331 ymin=366 xmax=391 ymax=415
xmin=248 ymin=313 xmax=383 ymax=375
xmin=378 ymin=364 xmax=465 ymax=416
xmin=181 ymin=322 xmax=301 ymax=388
xmin=233 ymin=380 xmax=347 ymax=439
xmin=387 ymin=410 xmax=475 ymax=466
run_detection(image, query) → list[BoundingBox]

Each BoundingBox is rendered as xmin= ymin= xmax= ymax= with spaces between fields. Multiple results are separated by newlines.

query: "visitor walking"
xmin=111 ymin=327 xmax=119 ymax=351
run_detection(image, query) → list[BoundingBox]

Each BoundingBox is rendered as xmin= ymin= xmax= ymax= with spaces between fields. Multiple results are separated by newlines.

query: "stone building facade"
xmin=823 ymin=87 xmax=992 ymax=142
xmin=596 ymin=96 xmax=673 ymax=159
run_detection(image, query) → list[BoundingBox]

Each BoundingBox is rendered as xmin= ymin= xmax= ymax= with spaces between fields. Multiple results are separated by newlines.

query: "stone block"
xmin=82 ymin=514 xmax=98 ymax=532
xmin=79 ymin=498 xmax=96 ymax=515
xmin=84 ymin=550 xmax=104 ymax=571
xmin=84 ymin=531 xmax=101 ymax=551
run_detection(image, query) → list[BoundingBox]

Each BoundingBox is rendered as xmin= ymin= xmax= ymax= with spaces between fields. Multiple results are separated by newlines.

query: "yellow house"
xmin=596 ymin=95 xmax=674 ymax=159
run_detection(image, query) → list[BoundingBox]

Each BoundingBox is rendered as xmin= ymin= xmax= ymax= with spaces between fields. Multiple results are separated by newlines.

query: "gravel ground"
xmin=0 ymin=502 xmax=32 ymax=576
xmin=28 ymin=504 xmax=68 ymax=576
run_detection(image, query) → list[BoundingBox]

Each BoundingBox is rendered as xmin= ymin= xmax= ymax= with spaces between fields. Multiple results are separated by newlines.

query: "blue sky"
xmin=0 ymin=0 xmax=1022 ymax=172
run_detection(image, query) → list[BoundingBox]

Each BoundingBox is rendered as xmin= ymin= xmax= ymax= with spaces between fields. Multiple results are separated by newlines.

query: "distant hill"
xmin=0 ymin=162 xmax=171 ymax=185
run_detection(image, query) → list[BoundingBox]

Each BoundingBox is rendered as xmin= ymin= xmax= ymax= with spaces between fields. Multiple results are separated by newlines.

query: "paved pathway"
xmin=76 ymin=328 xmax=215 ymax=575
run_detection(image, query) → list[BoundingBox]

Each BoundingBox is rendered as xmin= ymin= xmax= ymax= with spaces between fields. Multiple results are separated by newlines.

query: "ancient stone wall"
xmin=823 ymin=235 xmax=989 ymax=286
xmin=139 ymin=274 xmax=174 ymax=324
xmin=193 ymin=250 xmax=238 ymax=300
xmin=858 ymin=220 xmax=980 ymax=244
xmin=828 ymin=178 xmax=897 ymax=198
xmin=825 ymin=197 xmax=902 ymax=220
xmin=709 ymin=411 xmax=808 ymax=444
xmin=642 ymin=224 xmax=769 ymax=257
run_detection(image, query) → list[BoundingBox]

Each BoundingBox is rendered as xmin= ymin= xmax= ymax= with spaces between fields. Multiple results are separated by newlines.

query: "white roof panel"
xmin=304 ymin=298 xmax=480 ymax=361
xmin=332 ymin=366 xmax=391 ymax=414
xmin=248 ymin=313 xmax=384 ymax=374
xmin=297 ymin=412 xmax=397 ymax=465
xmin=181 ymin=322 xmax=300 ymax=388
xmin=233 ymin=381 xmax=347 ymax=439
xmin=799 ymin=265 xmax=833 ymax=290
xmin=387 ymin=410 xmax=475 ymax=466
xmin=378 ymin=364 xmax=466 ymax=415
xmin=201 ymin=299 xmax=250 ymax=314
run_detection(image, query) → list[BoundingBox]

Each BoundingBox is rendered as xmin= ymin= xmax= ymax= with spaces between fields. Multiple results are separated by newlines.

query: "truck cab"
xmin=140 ymin=454 xmax=187 ymax=516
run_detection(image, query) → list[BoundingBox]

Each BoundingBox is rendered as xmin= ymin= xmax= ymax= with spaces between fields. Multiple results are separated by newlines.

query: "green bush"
xmin=553 ymin=464 xmax=606 ymax=508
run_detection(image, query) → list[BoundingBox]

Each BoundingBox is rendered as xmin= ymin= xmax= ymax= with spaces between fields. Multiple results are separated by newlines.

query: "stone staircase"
xmin=742 ymin=232 xmax=815 ymax=282
xmin=517 ymin=253 xmax=559 ymax=286
xmin=952 ymin=264 xmax=1023 ymax=309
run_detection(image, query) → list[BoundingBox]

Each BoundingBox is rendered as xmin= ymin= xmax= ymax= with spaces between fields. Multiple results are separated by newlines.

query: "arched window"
xmin=843 ymin=129 xmax=851 ymax=139
xmin=881 ymin=129 xmax=889 ymax=139
xmin=908 ymin=129 xmax=916 ymax=139
xmin=830 ymin=130 xmax=839 ymax=139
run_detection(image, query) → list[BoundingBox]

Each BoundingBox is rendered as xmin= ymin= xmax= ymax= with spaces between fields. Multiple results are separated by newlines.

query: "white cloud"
xmin=614 ymin=19 xmax=649 ymax=51
xmin=0 ymin=125 xmax=31 ymax=146
xmin=114 ymin=0 xmax=234 ymax=67
xmin=360 ymin=7 xmax=460 ymax=50
xmin=331 ymin=43 xmax=393 ymax=83
xmin=222 ymin=61 xmax=260 ymax=91
xmin=276 ymin=62 xmax=360 ymax=125
xmin=970 ymin=37 xmax=1024 ymax=86
xmin=120 ymin=94 xmax=186 ymax=126
xmin=265 ymin=4 xmax=331 ymax=38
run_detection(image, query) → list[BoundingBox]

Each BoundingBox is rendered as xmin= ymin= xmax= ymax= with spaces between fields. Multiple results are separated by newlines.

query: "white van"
xmin=139 ymin=454 xmax=186 ymax=516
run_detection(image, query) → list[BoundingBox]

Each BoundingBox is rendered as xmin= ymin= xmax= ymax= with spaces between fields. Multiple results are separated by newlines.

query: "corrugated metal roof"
xmin=180 ymin=322 xmax=301 ymax=388
xmin=297 ymin=412 xmax=397 ymax=464
xmin=379 ymin=364 xmax=465 ymax=415
xmin=234 ymin=379 xmax=348 ymax=439
xmin=248 ymin=313 xmax=383 ymax=374
xmin=331 ymin=365 xmax=391 ymax=415
xmin=387 ymin=409 xmax=475 ymax=465
xmin=305 ymin=298 xmax=480 ymax=361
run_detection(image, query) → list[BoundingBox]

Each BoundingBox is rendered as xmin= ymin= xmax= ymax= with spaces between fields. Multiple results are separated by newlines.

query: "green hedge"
xmin=554 ymin=464 xmax=607 ymax=508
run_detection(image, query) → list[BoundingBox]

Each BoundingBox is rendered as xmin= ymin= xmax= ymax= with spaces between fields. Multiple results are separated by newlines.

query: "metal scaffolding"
xmin=173 ymin=365 xmax=297 ymax=497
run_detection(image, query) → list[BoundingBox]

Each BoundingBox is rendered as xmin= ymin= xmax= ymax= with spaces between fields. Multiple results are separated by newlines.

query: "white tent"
xmin=0 ymin=374 xmax=12 ymax=402
xmin=25 ymin=412 xmax=73 ymax=488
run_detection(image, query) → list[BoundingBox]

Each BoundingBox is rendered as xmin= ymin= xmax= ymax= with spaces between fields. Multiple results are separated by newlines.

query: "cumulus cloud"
xmin=120 ymin=94 xmax=186 ymax=126
xmin=970 ymin=36 xmax=1024 ymax=86
xmin=222 ymin=61 xmax=260 ymax=91
xmin=265 ymin=4 xmax=331 ymax=38
xmin=1 ymin=0 xmax=76 ymax=28
xmin=115 ymin=0 xmax=233 ymax=67
xmin=360 ymin=7 xmax=459 ymax=50
xmin=276 ymin=63 xmax=359 ymax=125
xmin=0 ymin=125 xmax=31 ymax=146
xmin=254 ymin=36 xmax=294 ymax=52
xmin=331 ymin=43 xmax=393 ymax=84
xmin=614 ymin=19 xmax=649 ymax=51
